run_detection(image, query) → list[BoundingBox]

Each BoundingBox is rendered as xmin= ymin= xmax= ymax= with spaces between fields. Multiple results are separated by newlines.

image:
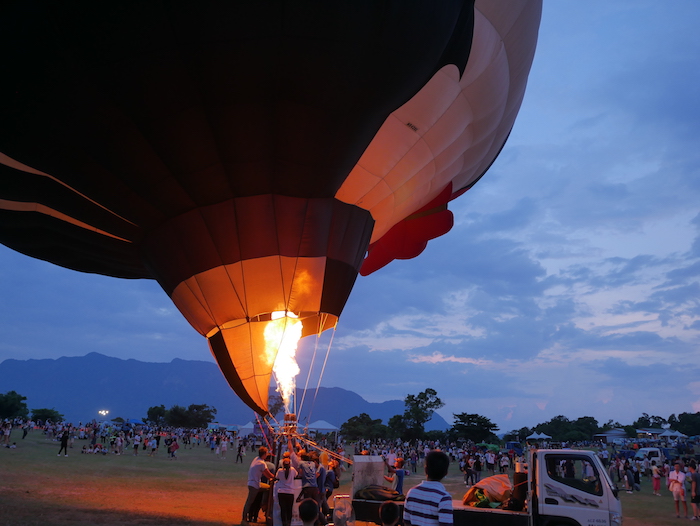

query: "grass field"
xmin=0 ymin=431 xmax=689 ymax=526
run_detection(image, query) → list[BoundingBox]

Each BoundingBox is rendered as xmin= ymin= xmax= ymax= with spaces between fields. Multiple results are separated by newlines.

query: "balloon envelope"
xmin=0 ymin=0 xmax=541 ymax=414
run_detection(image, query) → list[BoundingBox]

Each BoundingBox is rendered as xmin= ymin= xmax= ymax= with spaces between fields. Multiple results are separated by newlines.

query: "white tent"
xmin=307 ymin=420 xmax=339 ymax=432
xmin=526 ymin=432 xmax=551 ymax=440
xmin=306 ymin=420 xmax=340 ymax=440
xmin=238 ymin=421 xmax=256 ymax=436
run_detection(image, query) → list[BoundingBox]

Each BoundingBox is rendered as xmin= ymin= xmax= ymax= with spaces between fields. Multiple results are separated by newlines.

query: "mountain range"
xmin=0 ymin=352 xmax=449 ymax=430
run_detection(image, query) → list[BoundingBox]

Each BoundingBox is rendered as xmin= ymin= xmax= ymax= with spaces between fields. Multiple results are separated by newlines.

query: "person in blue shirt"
xmin=384 ymin=457 xmax=411 ymax=495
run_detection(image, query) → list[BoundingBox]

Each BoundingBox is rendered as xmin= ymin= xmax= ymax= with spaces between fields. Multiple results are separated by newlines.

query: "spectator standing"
xmin=473 ymin=455 xmax=482 ymax=483
xmin=57 ymin=429 xmax=69 ymax=457
xmin=384 ymin=458 xmax=410 ymax=495
xmin=220 ymin=437 xmax=228 ymax=460
xmin=669 ymin=462 xmax=689 ymax=519
xmin=688 ymin=461 xmax=699 ymax=520
xmin=242 ymin=447 xmax=276 ymax=526
xmin=485 ymin=450 xmax=495 ymax=475
xmin=276 ymin=458 xmax=298 ymax=526
xmin=132 ymin=433 xmax=141 ymax=456
xmin=651 ymin=461 xmax=662 ymax=496
xmin=404 ymin=450 xmax=453 ymax=526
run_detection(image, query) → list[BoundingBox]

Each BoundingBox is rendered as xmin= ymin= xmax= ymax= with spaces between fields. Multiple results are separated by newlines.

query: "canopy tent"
xmin=305 ymin=420 xmax=340 ymax=441
xmin=526 ymin=432 xmax=551 ymax=440
xmin=307 ymin=420 xmax=339 ymax=432
xmin=238 ymin=421 xmax=256 ymax=436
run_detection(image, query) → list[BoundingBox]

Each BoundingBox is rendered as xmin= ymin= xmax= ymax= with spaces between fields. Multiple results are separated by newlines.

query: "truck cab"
xmin=533 ymin=449 xmax=622 ymax=526
xmin=346 ymin=449 xmax=621 ymax=526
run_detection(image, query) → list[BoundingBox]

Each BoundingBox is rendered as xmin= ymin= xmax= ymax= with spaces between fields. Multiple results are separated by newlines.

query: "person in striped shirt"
xmin=404 ymin=450 xmax=453 ymax=526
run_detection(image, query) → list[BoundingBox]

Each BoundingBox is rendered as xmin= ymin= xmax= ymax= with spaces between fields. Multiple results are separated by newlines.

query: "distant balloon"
xmin=0 ymin=1 xmax=541 ymax=414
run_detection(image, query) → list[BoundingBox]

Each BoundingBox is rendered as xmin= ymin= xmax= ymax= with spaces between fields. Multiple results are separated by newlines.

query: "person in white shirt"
xmin=669 ymin=462 xmax=689 ymax=519
xmin=242 ymin=447 xmax=276 ymax=525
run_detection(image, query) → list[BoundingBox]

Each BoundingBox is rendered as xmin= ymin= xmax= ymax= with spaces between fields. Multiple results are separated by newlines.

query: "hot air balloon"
xmin=0 ymin=0 xmax=541 ymax=415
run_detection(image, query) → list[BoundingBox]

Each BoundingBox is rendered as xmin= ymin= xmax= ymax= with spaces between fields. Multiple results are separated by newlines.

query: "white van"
xmin=633 ymin=447 xmax=663 ymax=464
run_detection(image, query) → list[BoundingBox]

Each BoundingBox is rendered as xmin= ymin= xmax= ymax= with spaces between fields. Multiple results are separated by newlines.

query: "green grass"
xmin=0 ymin=431 xmax=692 ymax=526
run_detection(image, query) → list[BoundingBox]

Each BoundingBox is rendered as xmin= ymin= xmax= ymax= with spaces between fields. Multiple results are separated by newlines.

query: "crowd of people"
xmin=241 ymin=435 xmax=346 ymax=526
xmin=1 ymin=417 xmax=263 ymax=461
xmin=5 ymin=415 xmax=700 ymax=524
xmin=606 ymin=451 xmax=700 ymax=519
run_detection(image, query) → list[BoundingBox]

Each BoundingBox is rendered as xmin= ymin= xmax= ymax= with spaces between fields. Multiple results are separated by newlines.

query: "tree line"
xmin=338 ymin=388 xmax=500 ymax=443
xmin=501 ymin=412 xmax=700 ymax=444
xmin=338 ymin=390 xmax=700 ymax=444
xmin=3 ymin=388 xmax=700 ymax=441
xmin=0 ymin=390 xmax=217 ymax=428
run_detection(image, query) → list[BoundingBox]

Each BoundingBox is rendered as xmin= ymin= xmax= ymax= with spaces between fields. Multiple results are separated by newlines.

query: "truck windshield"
xmin=544 ymin=454 xmax=603 ymax=496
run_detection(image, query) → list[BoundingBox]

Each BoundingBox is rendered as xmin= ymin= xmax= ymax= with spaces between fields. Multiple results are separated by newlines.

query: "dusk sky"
xmin=1 ymin=2 xmax=699 ymax=434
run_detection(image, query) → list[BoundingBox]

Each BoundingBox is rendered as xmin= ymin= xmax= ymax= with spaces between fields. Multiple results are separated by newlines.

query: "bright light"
xmin=98 ymin=410 xmax=109 ymax=417
xmin=264 ymin=311 xmax=302 ymax=414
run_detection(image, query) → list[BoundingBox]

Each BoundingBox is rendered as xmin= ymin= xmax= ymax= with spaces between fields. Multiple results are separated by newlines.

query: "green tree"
xmin=0 ymin=390 xmax=29 ymax=419
xmin=387 ymin=414 xmax=408 ymax=439
xmin=450 ymin=413 xmax=499 ymax=443
xmin=162 ymin=404 xmax=216 ymax=428
xmin=623 ymin=425 xmax=637 ymax=438
xmin=676 ymin=412 xmax=700 ymax=436
xmin=403 ymin=388 xmax=444 ymax=440
xmin=632 ymin=413 xmax=666 ymax=429
xmin=568 ymin=416 xmax=599 ymax=441
xmin=668 ymin=414 xmax=679 ymax=429
xmin=185 ymin=404 xmax=217 ymax=428
xmin=503 ymin=426 xmax=532 ymax=442
xmin=165 ymin=405 xmax=189 ymax=427
xmin=31 ymin=408 xmax=64 ymax=423
xmin=632 ymin=413 xmax=651 ymax=428
xmin=536 ymin=415 xmax=571 ymax=441
xmin=145 ymin=405 xmax=166 ymax=426
xmin=649 ymin=415 xmax=667 ymax=428
xmin=340 ymin=413 xmax=386 ymax=441
xmin=600 ymin=419 xmax=623 ymax=431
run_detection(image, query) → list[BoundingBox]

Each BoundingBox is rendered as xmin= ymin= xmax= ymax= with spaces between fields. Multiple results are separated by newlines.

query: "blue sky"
xmin=1 ymin=2 xmax=699 ymax=433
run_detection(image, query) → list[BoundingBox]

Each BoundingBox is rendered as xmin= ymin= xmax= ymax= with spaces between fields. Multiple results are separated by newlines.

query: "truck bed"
xmin=453 ymin=502 xmax=528 ymax=526
xmin=350 ymin=499 xmax=528 ymax=526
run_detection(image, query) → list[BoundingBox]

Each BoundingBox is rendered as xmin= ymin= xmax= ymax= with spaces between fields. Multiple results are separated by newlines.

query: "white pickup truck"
xmin=348 ymin=449 xmax=622 ymax=526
